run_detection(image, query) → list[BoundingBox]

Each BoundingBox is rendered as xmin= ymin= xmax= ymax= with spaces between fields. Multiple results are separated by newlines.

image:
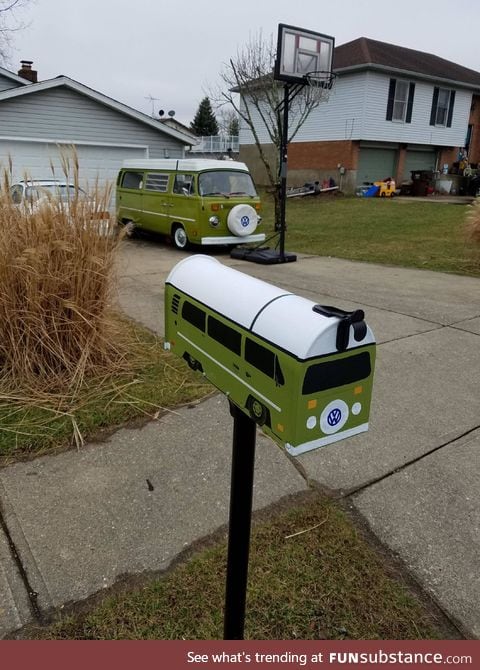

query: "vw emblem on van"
xmin=240 ymin=215 xmax=250 ymax=227
xmin=327 ymin=408 xmax=342 ymax=427
xmin=320 ymin=399 xmax=349 ymax=435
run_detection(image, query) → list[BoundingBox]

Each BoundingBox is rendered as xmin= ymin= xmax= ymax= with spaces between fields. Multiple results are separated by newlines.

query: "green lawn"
xmin=261 ymin=196 xmax=478 ymax=276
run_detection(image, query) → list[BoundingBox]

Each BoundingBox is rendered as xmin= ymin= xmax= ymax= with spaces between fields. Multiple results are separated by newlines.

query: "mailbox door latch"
xmin=312 ymin=304 xmax=367 ymax=352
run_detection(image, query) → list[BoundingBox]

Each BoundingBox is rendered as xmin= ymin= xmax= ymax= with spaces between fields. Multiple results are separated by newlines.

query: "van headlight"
xmin=209 ymin=215 xmax=220 ymax=227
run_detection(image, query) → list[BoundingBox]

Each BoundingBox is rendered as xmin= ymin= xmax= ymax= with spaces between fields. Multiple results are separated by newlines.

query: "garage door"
xmin=357 ymin=148 xmax=397 ymax=185
xmin=0 ymin=140 xmax=148 ymax=208
xmin=402 ymin=150 xmax=437 ymax=180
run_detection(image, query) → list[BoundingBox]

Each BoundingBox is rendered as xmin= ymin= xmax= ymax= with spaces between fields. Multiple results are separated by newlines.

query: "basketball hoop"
xmin=231 ymin=24 xmax=336 ymax=266
xmin=304 ymin=70 xmax=336 ymax=90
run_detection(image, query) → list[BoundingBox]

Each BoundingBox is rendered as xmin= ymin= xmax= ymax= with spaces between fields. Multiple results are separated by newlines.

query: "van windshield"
xmin=302 ymin=352 xmax=371 ymax=395
xmin=199 ymin=171 xmax=257 ymax=197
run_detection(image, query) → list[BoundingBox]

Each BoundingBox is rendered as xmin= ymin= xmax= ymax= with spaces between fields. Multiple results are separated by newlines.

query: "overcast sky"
xmin=6 ymin=0 xmax=480 ymax=126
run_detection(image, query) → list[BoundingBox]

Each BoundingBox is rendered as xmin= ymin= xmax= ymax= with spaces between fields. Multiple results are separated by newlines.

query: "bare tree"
xmin=0 ymin=0 xmax=32 ymax=65
xmin=215 ymin=31 xmax=332 ymax=224
xmin=217 ymin=107 xmax=239 ymax=138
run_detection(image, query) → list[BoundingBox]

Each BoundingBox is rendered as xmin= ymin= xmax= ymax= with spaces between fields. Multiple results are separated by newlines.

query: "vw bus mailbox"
xmin=164 ymin=256 xmax=375 ymax=455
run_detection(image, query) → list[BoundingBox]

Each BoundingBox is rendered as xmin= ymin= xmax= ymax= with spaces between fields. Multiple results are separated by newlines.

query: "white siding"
xmin=289 ymin=72 xmax=368 ymax=141
xmin=0 ymin=139 xmax=147 ymax=188
xmin=0 ymin=87 xmax=185 ymax=157
xmin=361 ymin=71 xmax=472 ymax=147
xmin=239 ymin=72 xmax=369 ymax=145
xmin=240 ymin=70 xmax=472 ymax=148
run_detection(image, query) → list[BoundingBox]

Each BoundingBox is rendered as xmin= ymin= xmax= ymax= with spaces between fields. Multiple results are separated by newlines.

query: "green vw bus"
xmin=116 ymin=159 xmax=265 ymax=249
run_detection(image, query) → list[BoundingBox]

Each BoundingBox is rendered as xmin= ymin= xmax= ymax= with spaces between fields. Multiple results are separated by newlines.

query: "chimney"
xmin=18 ymin=60 xmax=38 ymax=83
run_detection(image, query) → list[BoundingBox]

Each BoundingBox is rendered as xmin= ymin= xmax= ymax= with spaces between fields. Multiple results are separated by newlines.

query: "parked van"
xmin=116 ymin=159 xmax=265 ymax=249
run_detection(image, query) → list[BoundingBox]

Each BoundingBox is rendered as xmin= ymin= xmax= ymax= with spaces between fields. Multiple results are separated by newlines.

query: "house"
xmin=0 ymin=60 xmax=192 ymax=197
xmin=159 ymin=116 xmax=198 ymax=143
xmin=239 ymin=38 xmax=480 ymax=193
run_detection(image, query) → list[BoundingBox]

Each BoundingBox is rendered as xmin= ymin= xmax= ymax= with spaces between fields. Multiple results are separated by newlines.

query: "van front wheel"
xmin=172 ymin=224 xmax=189 ymax=250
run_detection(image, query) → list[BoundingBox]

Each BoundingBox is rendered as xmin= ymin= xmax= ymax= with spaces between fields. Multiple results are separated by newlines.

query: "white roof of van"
xmin=165 ymin=256 xmax=375 ymax=359
xmin=121 ymin=159 xmax=250 ymax=172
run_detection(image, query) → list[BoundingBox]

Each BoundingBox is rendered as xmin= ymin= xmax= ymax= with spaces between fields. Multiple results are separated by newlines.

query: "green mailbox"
xmin=164 ymin=256 xmax=375 ymax=455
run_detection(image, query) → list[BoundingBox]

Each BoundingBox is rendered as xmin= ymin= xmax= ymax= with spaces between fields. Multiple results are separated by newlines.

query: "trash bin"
xmin=164 ymin=255 xmax=376 ymax=456
xmin=411 ymin=170 xmax=433 ymax=196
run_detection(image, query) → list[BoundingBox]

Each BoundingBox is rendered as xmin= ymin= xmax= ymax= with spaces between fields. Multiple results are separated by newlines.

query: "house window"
xmin=386 ymin=79 xmax=415 ymax=124
xmin=430 ymin=87 xmax=456 ymax=127
xmin=465 ymin=124 xmax=473 ymax=154
xmin=392 ymin=80 xmax=408 ymax=121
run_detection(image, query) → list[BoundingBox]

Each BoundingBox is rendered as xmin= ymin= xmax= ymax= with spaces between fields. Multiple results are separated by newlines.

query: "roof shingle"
xmin=334 ymin=37 xmax=480 ymax=88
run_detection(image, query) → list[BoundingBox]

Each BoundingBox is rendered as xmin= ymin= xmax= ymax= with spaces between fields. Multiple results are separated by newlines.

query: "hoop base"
xmin=230 ymin=247 xmax=297 ymax=264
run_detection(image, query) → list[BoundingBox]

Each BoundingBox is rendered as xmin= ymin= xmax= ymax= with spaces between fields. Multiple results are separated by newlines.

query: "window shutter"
xmin=430 ymin=87 xmax=439 ymax=126
xmin=386 ymin=78 xmax=396 ymax=121
xmin=405 ymin=83 xmax=415 ymax=123
xmin=446 ymin=90 xmax=456 ymax=127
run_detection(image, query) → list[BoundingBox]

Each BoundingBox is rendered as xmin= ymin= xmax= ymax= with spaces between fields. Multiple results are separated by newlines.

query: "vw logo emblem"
xmin=240 ymin=215 xmax=250 ymax=227
xmin=327 ymin=408 xmax=342 ymax=427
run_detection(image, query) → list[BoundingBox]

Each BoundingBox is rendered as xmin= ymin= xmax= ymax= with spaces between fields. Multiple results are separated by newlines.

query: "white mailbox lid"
xmin=252 ymin=294 xmax=375 ymax=359
xmin=166 ymin=255 xmax=290 ymax=329
xmin=166 ymin=256 xmax=375 ymax=360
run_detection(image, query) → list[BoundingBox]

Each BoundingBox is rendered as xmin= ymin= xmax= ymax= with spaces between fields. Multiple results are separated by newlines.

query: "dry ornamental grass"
xmin=0 ymin=165 xmax=130 ymax=397
xmin=465 ymin=196 xmax=480 ymax=244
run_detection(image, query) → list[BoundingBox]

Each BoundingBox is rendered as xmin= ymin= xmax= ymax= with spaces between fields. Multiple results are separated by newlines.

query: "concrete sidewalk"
xmin=1 ymin=243 xmax=479 ymax=638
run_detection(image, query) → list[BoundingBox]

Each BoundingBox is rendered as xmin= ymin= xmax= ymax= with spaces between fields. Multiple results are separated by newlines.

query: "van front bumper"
xmin=200 ymin=233 xmax=266 ymax=245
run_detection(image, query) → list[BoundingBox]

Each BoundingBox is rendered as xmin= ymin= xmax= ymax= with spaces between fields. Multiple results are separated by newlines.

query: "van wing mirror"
xmin=313 ymin=304 xmax=367 ymax=352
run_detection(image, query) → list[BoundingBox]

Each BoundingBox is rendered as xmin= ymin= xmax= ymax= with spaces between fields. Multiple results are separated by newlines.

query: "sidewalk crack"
xmin=339 ymin=424 xmax=480 ymax=500
xmin=0 ymin=503 xmax=44 ymax=624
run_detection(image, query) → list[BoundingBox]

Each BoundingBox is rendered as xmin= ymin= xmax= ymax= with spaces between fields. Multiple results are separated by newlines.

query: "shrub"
xmin=465 ymin=196 xmax=480 ymax=244
xmin=465 ymin=196 xmax=480 ymax=268
xmin=0 ymin=169 xmax=130 ymax=395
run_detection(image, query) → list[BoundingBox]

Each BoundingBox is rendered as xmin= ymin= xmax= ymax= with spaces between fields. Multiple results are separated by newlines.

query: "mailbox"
xmin=164 ymin=256 xmax=375 ymax=456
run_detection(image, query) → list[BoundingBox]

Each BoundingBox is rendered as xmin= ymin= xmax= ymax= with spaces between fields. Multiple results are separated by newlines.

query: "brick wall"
xmin=468 ymin=95 xmax=480 ymax=166
xmin=437 ymin=147 xmax=458 ymax=169
xmin=240 ymin=140 xmax=360 ymax=193
xmin=288 ymin=140 xmax=358 ymax=170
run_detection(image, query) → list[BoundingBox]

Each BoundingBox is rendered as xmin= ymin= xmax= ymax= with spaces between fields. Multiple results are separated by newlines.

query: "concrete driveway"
xmin=116 ymin=236 xmax=480 ymax=638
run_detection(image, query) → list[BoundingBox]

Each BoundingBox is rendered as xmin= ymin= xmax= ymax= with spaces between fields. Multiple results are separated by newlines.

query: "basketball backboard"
xmin=274 ymin=23 xmax=335 ymax=86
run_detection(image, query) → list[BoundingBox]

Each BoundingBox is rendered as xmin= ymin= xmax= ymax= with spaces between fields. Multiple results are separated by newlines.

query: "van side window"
xmin=245 ymin=338 xmax=285 ymax=386
xmin=182 ymin=301 xmax=206 ymax=332
xmin=145 ymin=173 xmax=169 ymax=192
xmin=173 ymin=174 xmax=195 ymax=195
xmin=208 ymin=316 xmax=241 ymax=355
xmin=121 ymin=171 xmax=143 ymax=189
